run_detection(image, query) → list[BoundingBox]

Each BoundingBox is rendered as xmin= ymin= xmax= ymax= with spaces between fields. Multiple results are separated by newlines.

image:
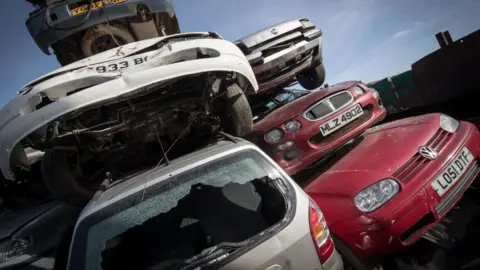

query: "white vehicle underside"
xmin=0 ymin=33 xmax=258 ymax=205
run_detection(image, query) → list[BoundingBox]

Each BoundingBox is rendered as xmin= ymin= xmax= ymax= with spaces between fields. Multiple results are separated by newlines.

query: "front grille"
xmin=435 ymin=161 xmax=480 ymax=216
xmin=427 ymin=129 xmax=453 ymax=151
xmin=309 ymin=105 xmax=372 ymax=145
xmin=304 ymin=91 xmax=354 ymax=121
xmin=256 ymin=50 xmax=313 ymax=84
xmin=260 ymin=36 xmax=305 ymax=58
xmin=393 ymin=129 xmax=453 ymax=183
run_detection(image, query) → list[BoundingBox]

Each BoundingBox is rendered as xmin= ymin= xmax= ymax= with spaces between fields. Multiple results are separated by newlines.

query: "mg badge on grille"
xmin=419 ymin=146 xmax=438 ymax=160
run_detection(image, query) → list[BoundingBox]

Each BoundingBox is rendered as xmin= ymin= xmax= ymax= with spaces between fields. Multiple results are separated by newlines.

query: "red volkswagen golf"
xmin=302 ymin=113 xmax=480 ymax=269
xmin=248 ymin=81 xmax=386 ymax=175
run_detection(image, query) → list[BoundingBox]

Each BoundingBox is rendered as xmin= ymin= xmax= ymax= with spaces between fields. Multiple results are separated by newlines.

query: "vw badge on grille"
xmin=271 ymin=28 xmax=279 ymax=35
xmin=418 ymin=146 xmax=438 ymax=160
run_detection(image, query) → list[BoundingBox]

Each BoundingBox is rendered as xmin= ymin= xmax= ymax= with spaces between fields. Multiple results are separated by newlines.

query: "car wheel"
xmin=297 ymin=62 xmax=326 ymax=90
xmin=221 ymin=83 xmax=253 ymax=137
xmin=41 ymin=149 xmax=95 ymax=206
xmin=332 ymin=234 xmax=383 ymax=270
xmin=81 ymin=24 xmax=135 ymax=57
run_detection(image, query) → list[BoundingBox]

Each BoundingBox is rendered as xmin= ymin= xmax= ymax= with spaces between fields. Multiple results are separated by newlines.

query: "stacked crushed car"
xmin=1 ymin=10 xmax=480 ymax=270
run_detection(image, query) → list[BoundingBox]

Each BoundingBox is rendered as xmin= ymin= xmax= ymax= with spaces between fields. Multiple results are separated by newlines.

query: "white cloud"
xmin=393 ymin=29 xmax=412 ymax=38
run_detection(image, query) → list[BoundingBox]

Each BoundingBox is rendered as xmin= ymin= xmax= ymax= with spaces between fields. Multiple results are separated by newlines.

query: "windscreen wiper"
xmin=179 ymin=242 xmax=246 ymax=270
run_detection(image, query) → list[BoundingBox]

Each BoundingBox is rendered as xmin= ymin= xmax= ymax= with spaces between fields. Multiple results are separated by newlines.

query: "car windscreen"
xmin=251 ymin=89 xmax=310 ymax=123
xmin=69 ymin=149 xmax=283 ymax=270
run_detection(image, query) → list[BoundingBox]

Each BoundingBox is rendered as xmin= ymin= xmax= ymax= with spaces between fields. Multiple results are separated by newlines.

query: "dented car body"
xmin=67 ymin=137 xmax=343 ymax=270
xmin=0 ymin=32 xmax=259 ymax=205
xmin=304 ymin=113 xmax=480 ymax=258
xmin=249 ymin=81 xmax=386 ymax=176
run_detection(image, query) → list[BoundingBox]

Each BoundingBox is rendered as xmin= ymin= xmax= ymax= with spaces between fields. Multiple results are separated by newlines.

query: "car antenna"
xmin=155 ymin=125 xmax=170 ymax=165
xmin=140 ymin=122 xmax=193 ymax=201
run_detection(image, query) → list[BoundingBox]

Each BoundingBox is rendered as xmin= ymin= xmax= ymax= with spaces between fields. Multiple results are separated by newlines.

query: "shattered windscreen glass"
xmin=70 ymin=149 xmax=278 ymax=269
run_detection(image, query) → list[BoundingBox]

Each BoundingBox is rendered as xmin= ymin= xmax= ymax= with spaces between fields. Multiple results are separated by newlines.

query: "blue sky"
xmin=1 ymin=0 xmax=479 ymax=104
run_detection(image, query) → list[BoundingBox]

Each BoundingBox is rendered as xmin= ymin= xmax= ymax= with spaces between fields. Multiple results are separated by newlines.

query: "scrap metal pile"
xmin=1 ymin=1 xmax=479 ymax=269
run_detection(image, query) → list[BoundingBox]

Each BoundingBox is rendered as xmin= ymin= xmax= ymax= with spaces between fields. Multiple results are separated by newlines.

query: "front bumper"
xmin=334 ymin=122 xmax=480 ymax=258
xmin=272 ymin=91 xmax=386 ymax=176
xmin=252 ymin=37 xmax=322 ymax=93
xmin=26 ymin=0 xmax=177 ymax=54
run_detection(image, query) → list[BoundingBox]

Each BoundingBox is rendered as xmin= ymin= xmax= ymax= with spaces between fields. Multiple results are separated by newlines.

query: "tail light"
xmin=308 ymin=198 xmax=335 ymax=264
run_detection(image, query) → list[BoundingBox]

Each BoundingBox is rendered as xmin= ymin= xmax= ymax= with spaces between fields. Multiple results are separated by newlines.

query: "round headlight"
xmin=284 ymin=120 xmax=302 ymax=132
xmin=354 ymin=179 xmax=400 ymax=213
xmin=352 ymin=86 xmax=364 ymax=95
xmin=439 ymin=114 xmax=459 ymax=133
xmin=265 ymin=129 xmax=284 ymax=143
xmin=372 ymin=90 xmax=380 ymax=100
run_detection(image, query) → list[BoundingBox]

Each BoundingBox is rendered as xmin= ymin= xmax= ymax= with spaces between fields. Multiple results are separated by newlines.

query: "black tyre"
xmin=332 ymin=234 xmax=382 ymax=270
xmin=52 ymin=39 xmax=83 ymax=66
xmin=41 ymin=149 xmax=94 ymax=206
xmin=297 ymin=62 xmax=326 ymax=90
xmin=221 ymin=83 xmax=253 ymax=137
xmin=81 ymin=24 xmax=135 ymax=57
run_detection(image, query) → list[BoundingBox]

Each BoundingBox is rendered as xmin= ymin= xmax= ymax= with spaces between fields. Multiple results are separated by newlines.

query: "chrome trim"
xmin=302 ymin=90 xmax=354 ymax=121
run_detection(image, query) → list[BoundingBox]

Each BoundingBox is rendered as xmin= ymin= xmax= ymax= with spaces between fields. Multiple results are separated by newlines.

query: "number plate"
xmin=71 ymin=0 xmax=126 ymax=16
xmin=91 ymin=52 xmax=152 ymax=73
xmin=319 ymin=104 xmax=363 ymax=136
xmin=431 ymin=146 xmax=474 ymax=197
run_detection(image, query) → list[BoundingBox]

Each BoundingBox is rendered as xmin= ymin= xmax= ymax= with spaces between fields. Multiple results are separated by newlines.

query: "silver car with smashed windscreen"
xmin=66 ymin=135 xmax=343 ymax=270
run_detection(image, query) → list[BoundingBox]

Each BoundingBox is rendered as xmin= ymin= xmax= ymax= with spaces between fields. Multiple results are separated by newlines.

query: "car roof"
xmin=80 ymin=136 xmax=257 ymax=217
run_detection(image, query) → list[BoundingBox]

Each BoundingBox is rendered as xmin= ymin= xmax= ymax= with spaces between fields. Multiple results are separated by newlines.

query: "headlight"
xmin=284 ymin=120 xmax=302 ymax=132
xmin=355 ymin=179 xmax=400 ymax=213
xmin=0 ymin=238 xmax=30 ymax=262
xmin=265 ymin=129 xmax=284 ymax=143
xmin=16 ymin=86 xmax=33 ymax=95
xmin=277 ymin=141 xmax=295 ymax=150
xmin=372 ymin=90 xmax=380 ymax=100
xmin=439 ymin=114 xmax=459 ymax=133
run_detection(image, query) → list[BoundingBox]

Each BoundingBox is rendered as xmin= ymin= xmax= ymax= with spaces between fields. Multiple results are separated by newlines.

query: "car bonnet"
xmin=305 ymin=114 xmax=441 ymax=195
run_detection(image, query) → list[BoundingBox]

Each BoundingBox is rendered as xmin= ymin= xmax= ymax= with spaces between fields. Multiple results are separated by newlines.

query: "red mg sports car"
xmin=302 ymin=113 xmax=480 ymax=268
xmin=248 ymin=81 xmax=386 ymax=175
